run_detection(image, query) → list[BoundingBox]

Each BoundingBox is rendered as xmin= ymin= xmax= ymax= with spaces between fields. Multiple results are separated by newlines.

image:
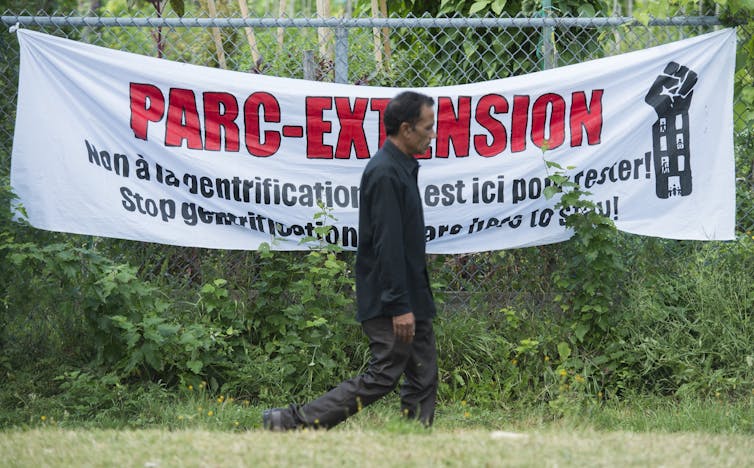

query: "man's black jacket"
xmin=355 ymin=139 xmax=436 ymax=323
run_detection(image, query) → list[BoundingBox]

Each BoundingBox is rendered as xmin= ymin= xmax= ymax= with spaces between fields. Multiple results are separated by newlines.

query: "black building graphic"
xmin=644 ymin=62 xmax=698 ymax=198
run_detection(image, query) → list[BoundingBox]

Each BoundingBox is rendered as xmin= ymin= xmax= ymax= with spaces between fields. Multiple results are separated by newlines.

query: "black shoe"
xmin=262 ymin=408 xmax=287 ymax=431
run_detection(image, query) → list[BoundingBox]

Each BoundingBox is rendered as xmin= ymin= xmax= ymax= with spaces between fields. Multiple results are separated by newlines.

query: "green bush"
xmin=613 ymin=238 xmax=754 ymax=398
xmin=2 ymin=164 xmax=754 ymax=426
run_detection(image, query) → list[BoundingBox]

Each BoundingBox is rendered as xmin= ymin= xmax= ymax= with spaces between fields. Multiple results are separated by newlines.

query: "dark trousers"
xmin=288 ymin=316 xmax=438 ymax=429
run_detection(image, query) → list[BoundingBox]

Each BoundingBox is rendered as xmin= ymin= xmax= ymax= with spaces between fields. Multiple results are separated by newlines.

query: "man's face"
xmin=402 ymin=104 xmax=436 ymax=156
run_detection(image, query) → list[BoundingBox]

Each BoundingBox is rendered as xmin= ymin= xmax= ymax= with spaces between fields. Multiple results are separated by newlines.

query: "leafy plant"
xmin=541 ymin=152 xmax=626 ymax=347
xmin=235 ymin=204 xmax=359 ymax=401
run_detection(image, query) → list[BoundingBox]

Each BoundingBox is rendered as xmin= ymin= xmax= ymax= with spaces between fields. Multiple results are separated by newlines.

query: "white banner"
xmin=11 ymin=28 xmax=736 ymax=253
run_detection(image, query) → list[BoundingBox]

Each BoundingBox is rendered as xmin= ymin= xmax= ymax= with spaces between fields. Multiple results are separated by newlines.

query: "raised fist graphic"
xmin=645 ymin=62 xmax=698 ymax=116
xmin=645 ymin=62 xmax=698 ymax=199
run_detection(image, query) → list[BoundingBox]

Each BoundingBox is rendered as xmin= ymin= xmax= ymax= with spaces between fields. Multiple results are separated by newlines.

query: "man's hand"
xmin=393 ymin=312 xmax=416 ymax=343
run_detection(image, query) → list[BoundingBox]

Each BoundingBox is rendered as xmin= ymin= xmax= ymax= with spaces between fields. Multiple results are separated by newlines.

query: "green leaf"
xmin=169 ymin=0 xmax=185 ymax=17
xmin=259 ymin=242 xmax=271 ymax=256
xmin=142 ymin=344 xmax=161 ymax=370
xmin=305 ymin=317 xmax=327 ymax=328
xmin=574 ymin=323 xmax=590 ymax=342
xmin=179 ymin=330 xmax=198 ymax=345
xmin=544 ymin=185 xmax=561 ymax=200
xmin=187 ymin=359 xmax=203 ymax=374
xmin=557 ymin=342 xmax=571 ymax=361
xmin=492 ymin=0 xmax=507 ymax=15
xmin=157 ymin=323 xmax=180 ymax=337
xmin=469 ymin=0 xmax=491 ymax=15
xmin=635 ymin=12 xmax=651 ymax=26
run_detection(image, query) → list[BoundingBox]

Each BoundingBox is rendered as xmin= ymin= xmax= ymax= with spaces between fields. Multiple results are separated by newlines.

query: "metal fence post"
xmin=303 ymin=50 xmax=316 ymax=80
xmin=541 ymin=0 xmax=555 ymax=70
xmin=334 ymin=26 xmax=349 ymax=83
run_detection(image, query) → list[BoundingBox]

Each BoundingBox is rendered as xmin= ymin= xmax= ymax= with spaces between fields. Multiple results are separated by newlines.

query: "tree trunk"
xmin=238 ymin=0 xmax=262 ymax=70
xmin=206 ymin=0 xmax=228 ymax=69
xmin=316 ymin=0 xmax=332 ymax=63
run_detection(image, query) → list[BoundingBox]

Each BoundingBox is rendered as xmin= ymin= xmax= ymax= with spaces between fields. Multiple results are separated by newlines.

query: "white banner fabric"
xmin=10 ymin=28 xmax=736 ymax=253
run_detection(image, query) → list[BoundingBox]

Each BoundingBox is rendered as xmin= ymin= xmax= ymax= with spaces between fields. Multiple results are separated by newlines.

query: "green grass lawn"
xmin=2 ymin=426 xmax=753 ymax=467
xmin=2 ymin=399 xmax=753 ymax=467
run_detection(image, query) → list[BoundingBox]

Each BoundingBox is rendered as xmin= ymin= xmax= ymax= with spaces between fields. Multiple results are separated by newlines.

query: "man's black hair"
xmin=383 ymin=91 xmax=434 ymax=136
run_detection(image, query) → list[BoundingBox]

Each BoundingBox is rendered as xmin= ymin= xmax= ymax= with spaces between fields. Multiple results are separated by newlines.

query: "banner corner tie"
xmin=9 ymin=22 xmax=20 ymax=34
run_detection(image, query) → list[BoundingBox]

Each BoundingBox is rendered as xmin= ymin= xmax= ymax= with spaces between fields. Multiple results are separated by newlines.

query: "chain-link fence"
xmin=1 ymin=9 xmax=752 ymax=311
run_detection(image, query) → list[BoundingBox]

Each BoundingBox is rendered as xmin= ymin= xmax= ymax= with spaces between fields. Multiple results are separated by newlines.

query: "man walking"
xmin=263 ymin=91 xmax=438 ymax=430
